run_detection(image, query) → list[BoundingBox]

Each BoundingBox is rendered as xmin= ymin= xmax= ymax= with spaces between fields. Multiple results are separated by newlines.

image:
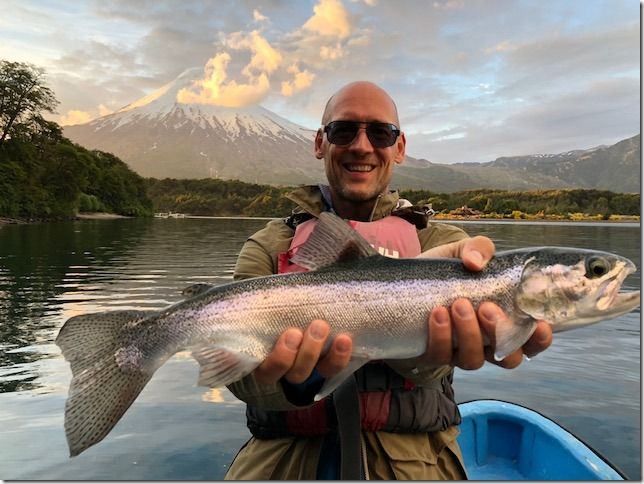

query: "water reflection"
xmin=0 ymin=218 xmax=640 ymax=479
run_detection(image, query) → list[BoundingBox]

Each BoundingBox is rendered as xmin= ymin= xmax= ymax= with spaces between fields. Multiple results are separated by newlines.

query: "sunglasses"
xmin=323 ymin=121 xmax=401 ymax=148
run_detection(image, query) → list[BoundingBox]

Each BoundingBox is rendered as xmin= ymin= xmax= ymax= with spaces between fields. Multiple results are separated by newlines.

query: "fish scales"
xmin=125 ymin=256 xmax=525 ymax=364
xmin=55 ymin=212 xmax=640 ymax=457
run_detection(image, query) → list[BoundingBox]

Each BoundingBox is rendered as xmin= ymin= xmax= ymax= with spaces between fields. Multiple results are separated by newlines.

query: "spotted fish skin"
xmin=55 ymin=212 xmax=640 ymax=457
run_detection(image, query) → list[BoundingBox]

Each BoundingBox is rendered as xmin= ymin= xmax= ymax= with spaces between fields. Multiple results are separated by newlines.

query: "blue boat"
xmin=457 ymin=400 xmax=625 ymax=480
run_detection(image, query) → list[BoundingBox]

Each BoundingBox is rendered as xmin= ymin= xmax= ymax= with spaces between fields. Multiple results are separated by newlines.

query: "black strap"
xmin=333 ymin=375 xmax=364 ymax=480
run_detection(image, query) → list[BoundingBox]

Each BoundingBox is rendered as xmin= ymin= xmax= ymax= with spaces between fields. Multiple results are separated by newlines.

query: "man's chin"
xmin=338 ymin=186 xmax=382 ymax=204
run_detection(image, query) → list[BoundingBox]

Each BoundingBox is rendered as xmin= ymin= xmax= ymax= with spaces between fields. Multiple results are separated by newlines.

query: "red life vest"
xmin=278 ymin=215 xmax=422 ymax=273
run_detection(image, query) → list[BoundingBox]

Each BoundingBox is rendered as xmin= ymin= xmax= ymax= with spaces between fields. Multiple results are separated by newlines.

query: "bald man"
xmin=224 ymin=81 xmax=552 ymax=480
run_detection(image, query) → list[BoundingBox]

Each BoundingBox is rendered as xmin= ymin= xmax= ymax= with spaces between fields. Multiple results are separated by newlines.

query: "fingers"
xmin=317 ymin=334 xmax=352 ymax=378
xmin=424 ymin=300 xmax=531 ymax=371
xmin=450 ymin=299 xmax=485 ymax=370
xmin=422 ymin=306 xmax=453 ymax=367
xmin=477 ymin=302 xmax=523 ymax=369
xmin=477 ymin=302 xmax=553 ymax=368
xmin=284 ymin=319 xmax=329 ymax=384
xmin=253 ymin=320 xmax=353 ymax=385
xmin=522 ymin=321 xmax=553 ymax=358
xmin=253 ymin=328 xmax=304 ymax=384
xmin=418 ymin=236 xmax=495 ymax=272
xmin=460 ymin=236 xmax=495 ymax=271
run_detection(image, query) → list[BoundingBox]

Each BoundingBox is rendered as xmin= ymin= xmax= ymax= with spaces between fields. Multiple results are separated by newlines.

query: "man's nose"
xmin=348 ymin=126 xmax=374 ymax=153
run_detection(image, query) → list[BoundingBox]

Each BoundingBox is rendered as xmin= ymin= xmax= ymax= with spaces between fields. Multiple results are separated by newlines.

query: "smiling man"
xmin=225 ymin=81 xmax=552 ymax=480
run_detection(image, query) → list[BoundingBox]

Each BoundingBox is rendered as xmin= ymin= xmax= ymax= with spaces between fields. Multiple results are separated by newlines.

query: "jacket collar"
xmin=286 ymin=184 xmax=401 ymax=222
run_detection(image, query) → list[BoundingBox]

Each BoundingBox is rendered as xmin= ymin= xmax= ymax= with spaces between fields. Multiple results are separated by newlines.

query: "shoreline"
xmin=1 ymin=213 xmax=639 ymax=226
xmin=75 ymin=212 xmax=132 ymax=220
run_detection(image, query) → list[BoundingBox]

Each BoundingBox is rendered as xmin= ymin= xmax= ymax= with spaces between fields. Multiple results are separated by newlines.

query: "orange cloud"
xmin=177 ymin=52 xmax=271 ymax=107
xmin=320 ymin=43 xmax=344 ymax=60
xmin=59 ymin=110 xmax=92 ymax=126
xmin=281 ymin=64 xmax=315 ymax=96
xmin=226 ymin=30 xmax=282 ymax=75
xmin=303 ymin=0 xmax=351 ymax=39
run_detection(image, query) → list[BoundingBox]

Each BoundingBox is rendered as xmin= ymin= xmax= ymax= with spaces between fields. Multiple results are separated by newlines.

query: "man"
xmin=224 ymin=81 xmax=553 ymax=479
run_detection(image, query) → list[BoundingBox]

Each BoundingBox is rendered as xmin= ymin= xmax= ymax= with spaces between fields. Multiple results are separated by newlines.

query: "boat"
xmin=457 ymin=400 xmax=625 ymax=480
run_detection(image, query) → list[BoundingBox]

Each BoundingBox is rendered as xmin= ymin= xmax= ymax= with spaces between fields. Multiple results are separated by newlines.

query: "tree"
xmin=0 ymin=60 xmax=58 ymax=143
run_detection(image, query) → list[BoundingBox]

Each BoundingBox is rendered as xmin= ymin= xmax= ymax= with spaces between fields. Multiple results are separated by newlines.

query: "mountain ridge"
xmin=63 ymin=69 xmax=640 ymax=193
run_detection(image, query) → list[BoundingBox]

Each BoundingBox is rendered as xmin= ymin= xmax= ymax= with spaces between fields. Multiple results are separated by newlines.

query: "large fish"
xmin=56 ymin=213 xmax=640 ymax=457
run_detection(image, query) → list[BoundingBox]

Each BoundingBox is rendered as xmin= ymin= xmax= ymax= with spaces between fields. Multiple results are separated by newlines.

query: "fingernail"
xmin=309 ymin=320 xmax=328 ymax=340
xmin=433 ymin=308 xmax=449 ymax=325
xmin=336 ymin=338 xmax=350 ymax=353
xmin=469 ymin=250 xmax=484 ymax=267
xmin=285 ymin=331 xmax=302 ymax=350
xmin=454 ymin=300 xmax=473 ymax=319
xmin=479 ymin=304 xmax=499 ymax=323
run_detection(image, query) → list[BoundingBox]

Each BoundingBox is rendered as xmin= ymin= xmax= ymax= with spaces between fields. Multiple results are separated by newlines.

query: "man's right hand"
xmin=252 ymin=320 xmax=353 ymax=384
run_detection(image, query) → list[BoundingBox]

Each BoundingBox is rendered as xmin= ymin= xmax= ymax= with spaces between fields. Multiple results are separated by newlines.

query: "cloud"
xmin=98 ymin=103 xmax=114 ymax=116
xmin=225 ymin=30 xmax=282 ymax=75
xmin=59 ymin=110 xmax=93 ymax=126
xmin=177 ymin=52 xmax=270 ymax=107
xmin=484 ymin=40 xmax=516 ymax=54
xmin=57 ymin=102 xmax=115 ymax=125
xmin=253 ymin=9 xmax=268 ymax=23
xmin=320 ymin=43 xmax=344 ymax=60
xmin=302 ymin=0 xmax=351 ymax=39
xmin=406 ymin=77 xmax=639 ymax=163
xmin=281 ymin=64 xmax=315 ymax=96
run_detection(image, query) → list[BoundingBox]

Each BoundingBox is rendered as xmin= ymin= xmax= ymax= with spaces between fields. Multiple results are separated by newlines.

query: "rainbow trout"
xmin=56 ymin=213 xmax=640 ymax=456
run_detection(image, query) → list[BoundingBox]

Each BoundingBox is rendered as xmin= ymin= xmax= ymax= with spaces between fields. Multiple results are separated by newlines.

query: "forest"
xmin=0 ymin=60 xmax=152 ymax=220
xmin=145 ymin=177 xmax=640 ymax=220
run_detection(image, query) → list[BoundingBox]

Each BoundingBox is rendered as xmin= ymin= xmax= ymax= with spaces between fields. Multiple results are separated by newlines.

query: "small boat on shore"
xmin=457 ymin=400 xmax=625 ymax=480
xmin=154 ymin=212 xmax=186 ymax=218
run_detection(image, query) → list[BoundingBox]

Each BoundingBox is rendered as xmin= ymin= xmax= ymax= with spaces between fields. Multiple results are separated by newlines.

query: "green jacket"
xmin=225 ymin=185 xmax=470 ymax=480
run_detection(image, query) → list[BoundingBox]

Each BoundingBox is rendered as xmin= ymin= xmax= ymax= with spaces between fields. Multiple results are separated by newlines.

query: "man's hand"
xmin=420 ymin=236 xmax=553 ymax=370
xmin=252 ymin=320 xmax=353 ymax=385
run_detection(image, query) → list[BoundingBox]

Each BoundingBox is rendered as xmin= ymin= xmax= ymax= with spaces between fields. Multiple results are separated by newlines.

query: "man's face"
xmin=315 ymin=84 xmax=406 ymax=206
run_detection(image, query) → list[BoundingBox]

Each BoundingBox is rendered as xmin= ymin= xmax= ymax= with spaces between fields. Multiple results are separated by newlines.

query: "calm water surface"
xmin=0 ymin=218 xmax=640 ymax=479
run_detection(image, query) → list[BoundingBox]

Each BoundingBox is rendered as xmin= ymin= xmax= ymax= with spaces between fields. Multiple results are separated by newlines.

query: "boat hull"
xmin=457 ymin=400 xmax=624 ymax=480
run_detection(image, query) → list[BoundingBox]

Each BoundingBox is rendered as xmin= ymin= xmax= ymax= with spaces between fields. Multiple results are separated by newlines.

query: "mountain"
xmin=64 ymin=68 xmax=324 ymax=186
xmin=64 ymin=69 xmax=640 ymax=193
xmin=447 ymin=134 xmax=641 ymax=193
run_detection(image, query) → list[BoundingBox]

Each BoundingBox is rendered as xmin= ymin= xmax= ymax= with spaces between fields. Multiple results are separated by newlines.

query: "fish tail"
xmin=55 ymin=310 xmax=156 ymax=457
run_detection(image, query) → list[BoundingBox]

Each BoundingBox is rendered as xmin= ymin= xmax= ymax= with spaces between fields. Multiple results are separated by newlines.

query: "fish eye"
xmin=585 ymin=256 xmax=609 ymax=278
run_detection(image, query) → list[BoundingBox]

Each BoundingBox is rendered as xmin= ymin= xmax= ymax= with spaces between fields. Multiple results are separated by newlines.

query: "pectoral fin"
xmin=494 ymin=317 xmax=538 ymax=361
xmin=192 ymin=346 xmax=261 ymax=388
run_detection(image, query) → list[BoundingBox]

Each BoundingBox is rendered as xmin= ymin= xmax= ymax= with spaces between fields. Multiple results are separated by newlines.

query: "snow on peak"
xmin=90 ymin=68 xmax=315 ymax=142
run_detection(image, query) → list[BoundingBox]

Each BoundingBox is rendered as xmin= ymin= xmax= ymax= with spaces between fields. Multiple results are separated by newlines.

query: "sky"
xmin=1 ymin=0 xmax=640 ymax=164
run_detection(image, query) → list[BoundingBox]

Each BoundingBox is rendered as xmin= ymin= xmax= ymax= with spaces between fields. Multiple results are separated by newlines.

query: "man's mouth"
xmin=344 ymin=164 xmax=375 ymax=173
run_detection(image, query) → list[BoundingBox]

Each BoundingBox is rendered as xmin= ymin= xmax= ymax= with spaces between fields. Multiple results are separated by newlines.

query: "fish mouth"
xmin=594 ymin=260 xmax=639 ymax=316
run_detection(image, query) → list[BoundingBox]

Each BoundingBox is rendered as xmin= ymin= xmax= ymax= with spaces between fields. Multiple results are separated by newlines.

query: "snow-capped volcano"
xmin=64 ymin=68 xmax=324 ymax=184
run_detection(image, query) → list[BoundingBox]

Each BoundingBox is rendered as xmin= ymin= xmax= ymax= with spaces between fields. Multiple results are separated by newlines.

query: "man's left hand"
xmin=418 ymin=236 xmax=553 ymax=370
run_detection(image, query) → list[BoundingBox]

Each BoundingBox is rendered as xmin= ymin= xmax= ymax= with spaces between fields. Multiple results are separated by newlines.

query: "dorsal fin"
xmin=290 ymin=212 xmax=379 ymax=271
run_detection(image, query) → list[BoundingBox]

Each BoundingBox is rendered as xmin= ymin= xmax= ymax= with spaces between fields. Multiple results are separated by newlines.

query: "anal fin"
xmin=314 ymin=356 xmax=370 ymax=401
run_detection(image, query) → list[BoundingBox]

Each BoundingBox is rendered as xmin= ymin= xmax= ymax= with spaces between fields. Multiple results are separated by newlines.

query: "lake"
xmin=0 ymin=217 xmax=640 ymax=479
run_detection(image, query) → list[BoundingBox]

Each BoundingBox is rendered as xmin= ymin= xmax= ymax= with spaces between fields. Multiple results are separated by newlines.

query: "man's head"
xmin=315 ymin=81 xmax=406 ymax=219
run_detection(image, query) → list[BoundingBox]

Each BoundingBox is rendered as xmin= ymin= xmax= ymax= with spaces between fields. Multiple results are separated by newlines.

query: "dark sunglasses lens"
xmin=327 ymin=122 xmax=398 ymax=147
xmin=327 ymin=122 xmax=359 ymax=145
xmin=366 ymin=124 xmax=397 ymax=147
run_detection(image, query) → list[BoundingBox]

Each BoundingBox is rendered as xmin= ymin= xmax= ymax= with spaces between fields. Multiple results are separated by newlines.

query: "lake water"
xmin=0 ymin=217 xmax=640 ymax=479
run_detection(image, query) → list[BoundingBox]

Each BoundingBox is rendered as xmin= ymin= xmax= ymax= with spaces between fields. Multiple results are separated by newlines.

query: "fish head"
xmin=515 ymin=247 xmax=640 ymax=332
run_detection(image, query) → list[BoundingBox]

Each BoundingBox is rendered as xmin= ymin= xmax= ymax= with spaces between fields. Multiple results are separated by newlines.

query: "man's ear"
xmin=394 ymin=132 xmax=406 ymax=164
xmin=314 ymin=129 xmax=324 ymax=159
